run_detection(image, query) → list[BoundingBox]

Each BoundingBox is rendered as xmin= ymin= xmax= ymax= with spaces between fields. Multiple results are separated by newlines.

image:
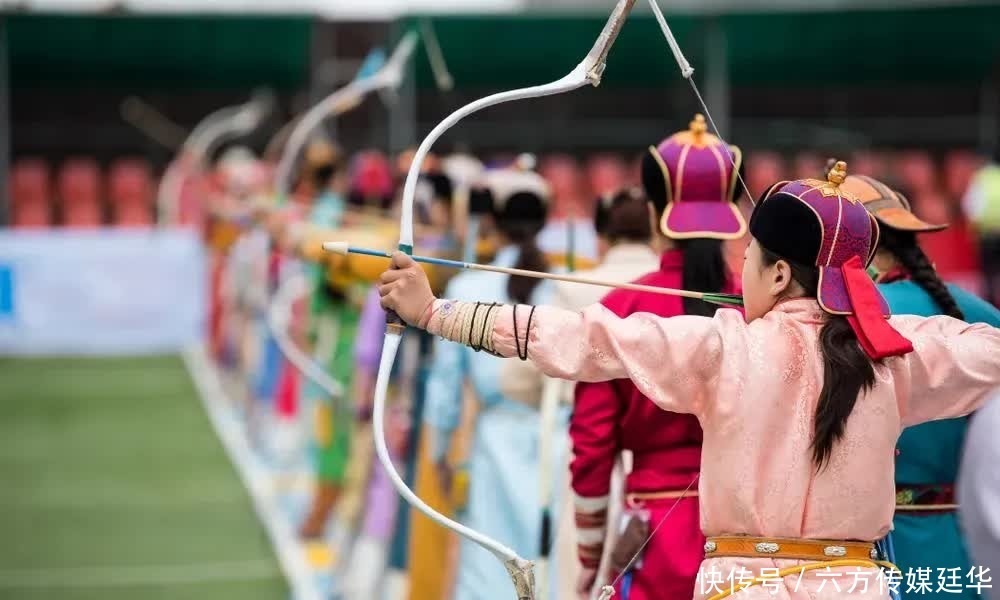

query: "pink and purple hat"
xmin=749 ymin=161 xmax=913 ymax=360
xmin=641 ymin=114 xmax=745 ymax=240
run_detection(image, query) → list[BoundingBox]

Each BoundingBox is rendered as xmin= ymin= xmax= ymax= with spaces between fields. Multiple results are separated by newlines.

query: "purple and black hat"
xmin=749 ymin=161 xmax=913 ymax=360
xmin=641 ymin=114 xmax=745 ymax=241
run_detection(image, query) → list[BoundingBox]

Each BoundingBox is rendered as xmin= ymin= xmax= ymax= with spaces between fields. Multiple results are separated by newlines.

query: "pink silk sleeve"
xmin=488 ymin=302 xmax=724 ymax=416
xmin=889 ymin=314 xmax=1000 ymax=427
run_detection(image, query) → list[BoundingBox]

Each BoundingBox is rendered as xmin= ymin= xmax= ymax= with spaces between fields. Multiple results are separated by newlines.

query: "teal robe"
xmin=880 ymin=280 xmax=1000 ymax=599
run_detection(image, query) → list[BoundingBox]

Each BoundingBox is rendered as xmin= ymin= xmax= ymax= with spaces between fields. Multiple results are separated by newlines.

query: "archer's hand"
xmin=378 ymin=252 xmax=436 ymax=327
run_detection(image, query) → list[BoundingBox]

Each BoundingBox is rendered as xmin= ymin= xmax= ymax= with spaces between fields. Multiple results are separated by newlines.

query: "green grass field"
xmin=0 ymin=355 xmax=288 ymax=600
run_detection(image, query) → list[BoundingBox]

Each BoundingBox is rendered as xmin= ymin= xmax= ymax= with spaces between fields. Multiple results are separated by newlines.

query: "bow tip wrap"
xmin=582 ymin=0 xmax=637 ymax=86
xmin=504 ymin=558 xmax=537 ymax=600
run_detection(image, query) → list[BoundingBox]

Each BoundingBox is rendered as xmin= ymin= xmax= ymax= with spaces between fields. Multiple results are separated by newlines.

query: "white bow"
xmin=372 ymin=3 xmax=637 ymax=598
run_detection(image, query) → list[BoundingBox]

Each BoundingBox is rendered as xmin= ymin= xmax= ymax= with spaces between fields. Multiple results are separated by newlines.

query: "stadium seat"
xmin=894 ymin=151 xmax=939 ymax=195
xmin=793 ymin=152 xmax=825 ymax=180
xmin=586 ymin=154 xmax=629 ymax=198
xmin=745 ymin=151 xmax=785 ymax=199
xmin=10 ymin=158 xmax=52 ymax=228
xmin=943 ymin=150 xmax=982 ymax=204
xmin=849 ymin=151 xmax=889 ymax=181
xmin=57 ymin=159 xmax=103 ymax=228
xmin=540 ymin=154 xmax=585 ymax=217
xmin=108 ymin=159 xmax=153 ymax=227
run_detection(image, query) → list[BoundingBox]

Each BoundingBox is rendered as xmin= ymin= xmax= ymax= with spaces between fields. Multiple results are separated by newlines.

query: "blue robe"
xmin=424 ymin=246 xmax=565 ymax=600
xmin=880 ymin=280 xmax=1000 ymax=599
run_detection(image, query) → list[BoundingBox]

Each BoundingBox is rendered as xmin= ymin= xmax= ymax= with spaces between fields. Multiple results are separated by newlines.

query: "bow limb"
xmin=398 ymin=0 xmax=636 ymax=250
xmin=374 ymin=3 xmax=636 ymax=599
xmin=157 ymin=93 xmax=272 ymax=225
xmin=273 ymin=32 xmax=420 ymax=198
xmin=268 ymin=273 xmax=344 ymax=399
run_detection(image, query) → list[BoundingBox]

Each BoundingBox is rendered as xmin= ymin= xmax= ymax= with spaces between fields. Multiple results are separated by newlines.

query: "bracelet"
xmin=418 ymin=298 xmax=437 ymax=329
xmin=477 ymin=303 xmax=497 ymax=352
xmin=468 ymin=302 xmax=483 ymax=351
xmin=512 ymin=304 xmax=522 ymax=360
xmin=522 ymin=305 xmax=537 ymax=361
xmin=473 ymin=303 xmax=497 ymax=353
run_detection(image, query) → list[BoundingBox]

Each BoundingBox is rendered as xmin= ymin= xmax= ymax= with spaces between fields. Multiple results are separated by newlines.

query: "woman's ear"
xmin=769 ymin=259 xmax=794 ymax=297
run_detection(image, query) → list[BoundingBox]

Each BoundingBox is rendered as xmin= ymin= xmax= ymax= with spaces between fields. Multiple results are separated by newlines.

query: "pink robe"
xmin=427 ymin=298 xmax=1000 ymax=599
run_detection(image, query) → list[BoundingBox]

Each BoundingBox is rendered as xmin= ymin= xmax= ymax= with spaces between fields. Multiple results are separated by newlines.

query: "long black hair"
xmin=879 ymin=227 xmax=964 ymax=320
xmin=677 ymin=239 xmax=728 ymax=317
xmin=760 ymin=247 xmax=877 ymax=470
xmin=498 ymin=191 xmax=549 ymax=305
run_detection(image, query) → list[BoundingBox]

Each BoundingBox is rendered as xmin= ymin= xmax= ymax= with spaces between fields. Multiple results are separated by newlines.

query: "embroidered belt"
xmin=625 ymin=489 xmax=699 ymax=505
xmin=895 ymin=484 xmax=957 ymax=512
xmin=704 ymin=536 xmax=878 ymax=562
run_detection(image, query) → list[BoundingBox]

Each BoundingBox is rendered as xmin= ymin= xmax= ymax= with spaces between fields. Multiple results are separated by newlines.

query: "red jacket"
xmin=570 ymin=248 xmax=740 ymax=568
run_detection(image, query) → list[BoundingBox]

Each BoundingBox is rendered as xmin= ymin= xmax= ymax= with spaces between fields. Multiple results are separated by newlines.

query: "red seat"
xmin=540 ymin=154 xmax=586 ymax=219
xmin=793 ymin=152 xmax=825 ymax=181
xmin=57 ymin=159 xmax=103 ymax=228
xmin=745 ymin=152 xmax=786 ymax=199
xmin=10 ymin=158 xmax=52 ymax=228
xmin=108 ymin=159 xmax=153 ymax=227
xmin=586 ymin=154 xmax=629 ymax=198
xmin=894 ymin=151 xmax=939 ymax=196
xmin=920 ymin=215 xmax=982 ymax=295
xmin=943 ymin=150 xmax=983 ymax=205
xmin=849 ymin=151 xmax=889 ymax=180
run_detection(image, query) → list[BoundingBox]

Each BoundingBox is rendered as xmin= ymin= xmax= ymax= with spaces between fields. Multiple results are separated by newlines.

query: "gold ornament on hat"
xmin=827 ymin=160 xmax=848 ymax=186
xmin=803 ymin=159 xmax=859 ymax=202
xmin=689 ymin=113 xmax=708 ymax=139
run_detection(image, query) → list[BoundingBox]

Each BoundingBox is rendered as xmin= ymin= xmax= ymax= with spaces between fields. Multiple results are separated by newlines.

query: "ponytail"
xmin=677 ymin=238 xmax=728 ymax=317
xmin=502 ymin=220 xmax=548 ymax=305
xmin=879 ymin=228 xmax=964 ymax=320
xmin=815 ymin=315 xmax=876 ymax=468
xmin=760 ymin=248 xmax=877 ymax=470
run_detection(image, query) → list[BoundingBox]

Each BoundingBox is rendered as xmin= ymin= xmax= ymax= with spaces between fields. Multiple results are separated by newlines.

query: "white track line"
xmin=0 ymin=559 xmax=280 ymax=588
xmin=182 ymin=346 xmax=322 ymax=600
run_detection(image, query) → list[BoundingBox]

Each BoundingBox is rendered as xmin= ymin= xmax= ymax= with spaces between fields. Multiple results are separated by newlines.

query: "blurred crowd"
xmin=9 ymin=129 xmax=1000 ymax=600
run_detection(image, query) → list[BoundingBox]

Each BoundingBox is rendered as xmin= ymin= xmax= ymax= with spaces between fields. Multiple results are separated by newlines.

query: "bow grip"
xmin=385 ymin=242 xmax=414 ymax=335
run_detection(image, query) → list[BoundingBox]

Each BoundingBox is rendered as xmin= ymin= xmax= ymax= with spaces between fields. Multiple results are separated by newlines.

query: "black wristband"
xmin=512 ymin=304 xmax=522 ymax=360
xmin=521 ymin=305 xmax=537 ymax=361
xmin=468 ymin=302 xmax=482 ymax=350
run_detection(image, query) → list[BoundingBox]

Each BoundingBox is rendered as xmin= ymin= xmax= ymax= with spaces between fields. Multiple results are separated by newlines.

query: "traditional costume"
xmin=846 ymin=174 xmax=1000 ymax=600
xmin=422 ymin=167 xmax=562 ymax=600
xmin=546 ymin=187 xmax=660 ymax=600
xmin=413 ymin=163 xmax=1000 ymax=600
xmin=405 ymin=166 xmax=486 ymax=600
xmin=570 ymin=116 xmax=744 ymax=600
xmin=296 ymin=141 xmax=359 ymax=539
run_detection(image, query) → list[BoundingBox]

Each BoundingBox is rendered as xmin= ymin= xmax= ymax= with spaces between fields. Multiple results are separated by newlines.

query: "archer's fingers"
xmin=379 ymin=268 xmax=407 ymax=285
xmin=390 ymin=251 xmax=415 ymax=269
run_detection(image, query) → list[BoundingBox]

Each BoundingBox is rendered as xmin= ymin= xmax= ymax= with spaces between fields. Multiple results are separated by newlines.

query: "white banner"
xmin=0 ymin=229 xmax=206 ymax=355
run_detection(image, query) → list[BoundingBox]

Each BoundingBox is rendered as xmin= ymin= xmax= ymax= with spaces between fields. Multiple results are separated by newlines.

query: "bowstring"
xmin=605 ymin=474 xmax=699 ymax=591
xmin=646 ymin=0 xmax=756 ymax=206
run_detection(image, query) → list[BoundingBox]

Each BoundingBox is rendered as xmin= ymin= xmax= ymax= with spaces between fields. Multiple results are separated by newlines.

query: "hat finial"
xmin=689 ymin=113 xmax=707 ymax=138
xmin=827 ymin=160 xmax=848 ymax=186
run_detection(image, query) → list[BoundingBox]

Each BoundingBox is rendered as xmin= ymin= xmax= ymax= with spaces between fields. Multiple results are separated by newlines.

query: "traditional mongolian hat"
xmin=831 ymin=165 xmax=947 ymax=233
xmin=750 ymin=161 xmax=914 ymax=360
xmin=641 ymin=114 xmax=745 ymax=240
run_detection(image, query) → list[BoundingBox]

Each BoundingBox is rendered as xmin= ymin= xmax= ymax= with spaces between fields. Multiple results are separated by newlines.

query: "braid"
xmin=881 ymin=229 xmax=965 ymax=320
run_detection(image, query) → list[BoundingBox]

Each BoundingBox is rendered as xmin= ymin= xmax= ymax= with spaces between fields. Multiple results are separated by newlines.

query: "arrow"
xmin=322 ymin=242 xmax=743 ymax=307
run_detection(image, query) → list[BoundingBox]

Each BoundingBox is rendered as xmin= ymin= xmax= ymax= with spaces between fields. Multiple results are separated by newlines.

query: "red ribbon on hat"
xmin=841 ymin=255 xmax=914 ymax=359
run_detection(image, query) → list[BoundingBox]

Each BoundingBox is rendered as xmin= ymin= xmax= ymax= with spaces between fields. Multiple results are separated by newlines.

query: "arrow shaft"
xmin=342 ymin=245 xmax=739 ymax=304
